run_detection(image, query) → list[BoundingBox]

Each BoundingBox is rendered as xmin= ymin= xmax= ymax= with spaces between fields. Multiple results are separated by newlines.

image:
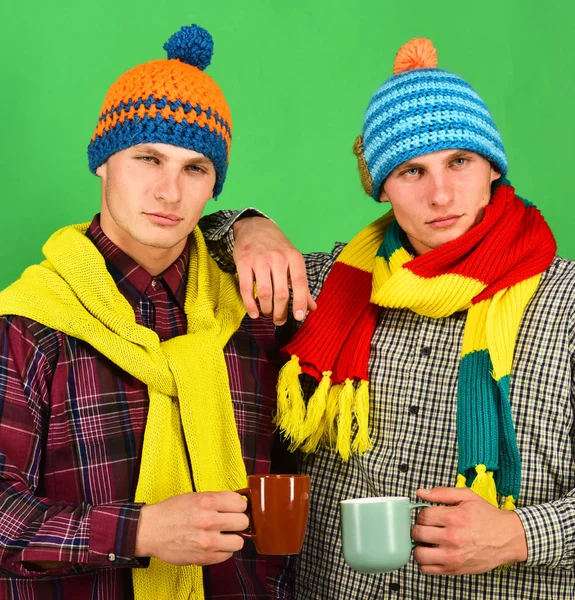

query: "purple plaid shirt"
xmin=0 ymin=216 xmax=294 ymax=600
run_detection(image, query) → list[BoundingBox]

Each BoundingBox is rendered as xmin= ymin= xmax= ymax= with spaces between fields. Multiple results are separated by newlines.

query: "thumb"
xmin=417 ymin=486 xmax=475 ymax=505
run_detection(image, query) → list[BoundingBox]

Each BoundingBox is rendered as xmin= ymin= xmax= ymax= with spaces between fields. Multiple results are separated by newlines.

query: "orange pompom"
xmin=393 ymin=38 xmax=438 ymax=74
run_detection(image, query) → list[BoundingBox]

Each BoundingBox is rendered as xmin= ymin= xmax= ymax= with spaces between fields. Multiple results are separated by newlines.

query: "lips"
xmin=427 ymin=215 xmax=461 ymax=228
xmin=145 ymin=212 xmax=183 ymax=226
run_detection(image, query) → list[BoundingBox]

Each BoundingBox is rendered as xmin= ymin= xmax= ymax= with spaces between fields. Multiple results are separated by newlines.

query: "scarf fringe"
xmin=300 ymin=370 xmax=332 ymax=441
xmin=336 ymin=380 xmax=354 ymax=461
xmin=276 ymin=355 xmax=305 ymax=445
xmin=352 ymin=379 xmax=372 ymax=454
xmin=276 ymin=357 xmax=371 ymax=460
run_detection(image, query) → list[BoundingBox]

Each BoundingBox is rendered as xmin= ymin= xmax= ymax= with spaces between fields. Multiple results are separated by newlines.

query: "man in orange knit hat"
xmin=200 ymin=38 xmax=575 ymax=599
xmin=0 ymin=24 xmax=303 ymax=600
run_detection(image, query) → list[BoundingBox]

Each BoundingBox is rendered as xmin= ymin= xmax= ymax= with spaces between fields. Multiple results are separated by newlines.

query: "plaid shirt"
xmin=0 ymin=215 xmax=294 ymax=600
xmin=201 ymin=210 xmax=575 ymax=600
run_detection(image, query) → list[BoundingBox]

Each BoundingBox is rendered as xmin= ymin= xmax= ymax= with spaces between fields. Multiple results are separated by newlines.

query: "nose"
xmin=428 ymin=172 xmax=453 ymax=207
xmin=154 ymin=168 xmax=182 ymax=204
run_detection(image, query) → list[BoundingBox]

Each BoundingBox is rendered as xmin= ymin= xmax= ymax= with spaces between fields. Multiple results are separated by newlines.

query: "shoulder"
xmin=0 ymin=315 xmax=62 ymax=374
xmin=536 ymin=256 xmax=575 ymax=301
xmin=304 ymin=243 xmax=346 ymax=298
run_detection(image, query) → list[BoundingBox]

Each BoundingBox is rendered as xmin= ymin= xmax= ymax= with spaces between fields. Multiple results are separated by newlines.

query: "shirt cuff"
xmin=515 ymin=502 xmax=566 ymax=568
xmin=201 ymin=208 xmax=271 ymax=273
xmin=89 ymin=503 xmax=148 ymax=568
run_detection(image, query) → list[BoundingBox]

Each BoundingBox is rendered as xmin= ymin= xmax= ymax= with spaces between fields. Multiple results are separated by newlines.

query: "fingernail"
xmin=295 ymin=310 xmax=304 ymax=321
xmin=249 ymin=312 xmax=258 ymax=319
xmin=418 ymin=488 xmax=431 ymax=495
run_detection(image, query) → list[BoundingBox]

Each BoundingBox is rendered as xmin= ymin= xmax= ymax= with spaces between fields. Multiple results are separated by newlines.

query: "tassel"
xmin=470 ymin=464 xmax=498 ymax=507
xmin=275 ymin=355 xmax=306 ymax=444
xmin=336 ymin=379 xmax=355 ymax=461
xmin=351 ymin=380 xmax=372 ymax=453
xmin=501 ymin=495 xmax=516 ymax=511
xmin=323 ymin=383 xmax=343 ymax=448
xmin=456 ymin=473 xmax=467 ymax=488
xmin=301 ymin=413 xmax=328 ymax=454
xmin=301 ymin=371 xmax=332 ymax=440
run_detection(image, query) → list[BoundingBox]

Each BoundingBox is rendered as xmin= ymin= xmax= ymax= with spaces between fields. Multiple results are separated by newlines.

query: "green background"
xmin=2 ymin=0 xmax=573 ymax=289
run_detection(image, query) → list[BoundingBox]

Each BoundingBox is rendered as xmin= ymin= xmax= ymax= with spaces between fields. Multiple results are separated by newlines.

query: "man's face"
xmin=96 ymin=142 xmax=217 ymax=255
xmin=380 ymin=149 xmax=501 ymax=255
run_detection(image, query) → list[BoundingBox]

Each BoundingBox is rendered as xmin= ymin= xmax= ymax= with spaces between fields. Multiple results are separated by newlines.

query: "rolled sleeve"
xmin=199 ymin=208 xmax=269 ymax=272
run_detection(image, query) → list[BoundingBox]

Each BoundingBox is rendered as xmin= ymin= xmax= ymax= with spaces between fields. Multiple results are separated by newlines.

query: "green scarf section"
xmin=0 ymin=223 xmax=247 ymax=600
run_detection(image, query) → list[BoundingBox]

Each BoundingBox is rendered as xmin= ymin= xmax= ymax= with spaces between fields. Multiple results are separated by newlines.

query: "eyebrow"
xmin=132 ymin=144 xmax=213 ymax=166
xmin=392 ymin=150 xmax=474 ymax=173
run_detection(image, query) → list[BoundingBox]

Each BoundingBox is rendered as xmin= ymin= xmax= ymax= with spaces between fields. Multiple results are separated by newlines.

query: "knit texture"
xmin=0 ymin=224 xmax=247 ymax=600
xmin=277 ymin=182 xmax=556 ymax=508
xmin=88 ymin=25 xmax=231 ymax=197
xmin=355 ymin=38 xmax=507 ymax=200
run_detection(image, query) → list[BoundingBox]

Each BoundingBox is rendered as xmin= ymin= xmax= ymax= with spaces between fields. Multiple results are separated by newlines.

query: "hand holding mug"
xmin=340 ymin=496 xmax=429 ymax=573
xmin=236 ymin=474 xmax=310 ymax=555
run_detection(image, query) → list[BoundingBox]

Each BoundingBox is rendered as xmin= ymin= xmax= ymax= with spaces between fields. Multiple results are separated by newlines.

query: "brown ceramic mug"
xmin=235 ymin=474 xmax=310 ymax=555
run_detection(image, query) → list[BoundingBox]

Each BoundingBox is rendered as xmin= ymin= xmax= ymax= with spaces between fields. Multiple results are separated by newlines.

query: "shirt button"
xmin=107 ymin=553 xmax=116 ymax=562
xmin=421 ymin=346 xmax=431 ymax=356
xmin=151 ymin=279 xmax=159 ymax=288
xmin=389 ymin=582 xmax=400 ymax=592
xmin=399 ymin=463 xmax=409 ymax=473
xmin=408 ymin=405 xmax=419 ymax=415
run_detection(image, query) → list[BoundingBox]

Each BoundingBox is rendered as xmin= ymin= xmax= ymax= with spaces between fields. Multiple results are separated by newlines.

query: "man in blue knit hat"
xmin=200 ymin=37 xmax=575 ymax=600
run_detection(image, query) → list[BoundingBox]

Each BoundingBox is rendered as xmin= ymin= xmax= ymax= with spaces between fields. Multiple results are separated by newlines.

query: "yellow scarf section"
xmin=0 ymin=223 xmax=248 ymax=600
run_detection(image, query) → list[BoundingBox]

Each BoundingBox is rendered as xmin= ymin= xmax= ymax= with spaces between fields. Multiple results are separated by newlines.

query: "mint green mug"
xmin=340 ymin=496 xmax=429 ymax=573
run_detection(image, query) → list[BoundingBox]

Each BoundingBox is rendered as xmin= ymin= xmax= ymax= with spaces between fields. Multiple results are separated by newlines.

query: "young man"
xmin=202 ymin=38 xmax=575 ymax=599
xmin=0 ymin=25 xmax=297 ymax=600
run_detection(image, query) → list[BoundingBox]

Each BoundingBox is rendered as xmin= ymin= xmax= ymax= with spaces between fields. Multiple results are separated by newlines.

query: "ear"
xmin=96 ymin=163 xmax=107 ymax=178
xmin=490 ymin=166 xmax=502 ymax=184
xmin=378 ymin=186 xmax=390 ymax=203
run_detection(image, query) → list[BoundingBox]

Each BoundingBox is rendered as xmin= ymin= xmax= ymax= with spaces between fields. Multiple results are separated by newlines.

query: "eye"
xmin=401 ymin=167 xmax=421 ymax=177
xmin=185 ymin=164 xmax=205 ymax=173
xmin=453 ymin=158 xmax=467 ymax=166
xmin=137 ymin=155 xmax=159 ymax=164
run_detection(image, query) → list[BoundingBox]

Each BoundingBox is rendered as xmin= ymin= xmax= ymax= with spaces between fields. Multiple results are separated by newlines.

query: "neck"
xmin=100 ymin=217 xmax=187 ymax=276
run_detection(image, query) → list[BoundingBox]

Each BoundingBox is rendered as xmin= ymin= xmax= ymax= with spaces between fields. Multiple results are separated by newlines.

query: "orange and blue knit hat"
xmin=87 ymin=25 xmax=231 ymax=197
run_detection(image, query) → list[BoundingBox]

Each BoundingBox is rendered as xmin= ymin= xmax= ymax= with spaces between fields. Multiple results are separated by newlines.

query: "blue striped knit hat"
xmin=88 ymin=25 xmax=231 ymax=197
xmin=353 ymin=38 xmax=508 ymax=200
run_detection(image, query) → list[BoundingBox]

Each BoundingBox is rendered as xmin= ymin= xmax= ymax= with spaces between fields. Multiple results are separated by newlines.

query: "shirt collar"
xmin=86 ymin=215 xmax=189 ymax=310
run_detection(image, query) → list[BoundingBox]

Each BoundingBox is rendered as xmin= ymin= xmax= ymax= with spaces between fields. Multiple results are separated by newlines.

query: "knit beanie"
xmin=354 ymin=38 xmax=508 ymax=200
xmin=88 ymin=24 xmax=231 ymax=197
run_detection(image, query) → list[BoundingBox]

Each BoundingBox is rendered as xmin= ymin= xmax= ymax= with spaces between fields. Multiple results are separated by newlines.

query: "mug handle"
xmin=409 ymin=502 xmax=431 ymax=549
xmin=235 ymin=487 xmax=256 ymax=542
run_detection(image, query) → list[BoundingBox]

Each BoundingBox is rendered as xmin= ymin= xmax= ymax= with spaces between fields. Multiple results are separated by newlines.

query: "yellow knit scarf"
xmin=0 ymin=223 xmax=247 ymax=600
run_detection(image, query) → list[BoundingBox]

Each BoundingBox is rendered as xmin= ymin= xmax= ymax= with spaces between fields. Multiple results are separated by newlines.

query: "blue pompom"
xmin=163 ymin=24 xmax=214 ymax=71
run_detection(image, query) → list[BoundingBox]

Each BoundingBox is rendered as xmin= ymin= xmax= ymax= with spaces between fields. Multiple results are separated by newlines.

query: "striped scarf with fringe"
xmin=277 ymin=182 xmax=556 ymax=509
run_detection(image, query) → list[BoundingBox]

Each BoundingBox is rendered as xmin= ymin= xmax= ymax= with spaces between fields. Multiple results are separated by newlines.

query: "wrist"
xmin=135 ymin=504 xmax=154 ymax=558
xmin=500 ymin=510 xmax=528 ymax=565
xmin=232 ymin=215 xmax=266 ymax=238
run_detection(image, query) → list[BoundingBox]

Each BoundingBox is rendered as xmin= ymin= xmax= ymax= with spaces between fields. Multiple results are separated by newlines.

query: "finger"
xmin=198 ymin=491 xmax=248 ymax=513
xmin=252 ymin=263 xmax=274 ymax=317
xmin=214 ymin=512 xmax=250 ymax=534
xmin=198 ymin=550 xmax=235 ymax=566
xmin=216 ymin=532 xmax=246 ymax=553
xmin=236 ymin=262 xmax=259 ymax=319
xmin=270 ymin=262 xmax=290 ymax=326
xmin=413 ymin=544 xmax=448 ymax=567
xmin=418 ymin=563 xmax=450 ymax=576
xmin=306 ymin=292 xmax=317 ymax=314
xmin=417 ymin=486 xmax=474 ymax=505
xmin=287 ymin=256 xmax=311 ymax=322
xmin=415 ymin=505 xmax=456 ymax=527
xmin=411 ymin=523 xmax=448 ymax=546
